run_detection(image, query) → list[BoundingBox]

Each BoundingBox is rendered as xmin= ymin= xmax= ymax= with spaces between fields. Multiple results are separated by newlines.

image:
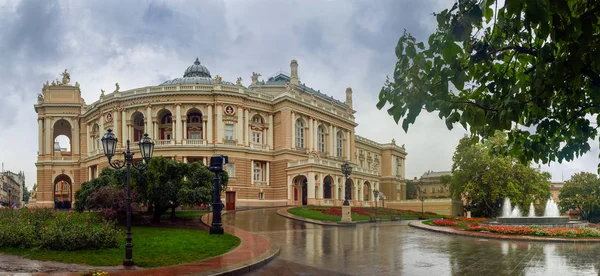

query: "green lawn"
xmin=288 ymin=207 xmax=371 ymax=222
xmin=0 ymin=226 xmax=239 ymax=268
xmin=161 ymin=210 xmax=210 ymax=219
xmin=287 ymin=206 xmax=445 ymax=223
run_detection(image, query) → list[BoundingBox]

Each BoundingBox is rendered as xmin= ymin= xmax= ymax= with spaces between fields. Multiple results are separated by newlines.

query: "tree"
xmin=377 ymin=0 xmax=600 ymax=171
xmin=558 ymin=172 xmax=600 ymax=221
xmin=447 ymin=133 xmax=551 ymax=217
xmin=143 ymin=157 xmax=187 ymax=222
xmin=22 ymin=185 xmax=30 ymax=203
xmin=178 ymin=161 xmax=229 ymax=210
xmin=74 ymin=167 xmax=119 ymax=212
xmin=405 ymin=180 xmax=418 ymax=199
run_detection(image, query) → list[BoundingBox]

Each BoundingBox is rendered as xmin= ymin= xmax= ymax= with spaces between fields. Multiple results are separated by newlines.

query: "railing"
xmin=52 ymin=156 xmax=72 ymax=161
xmin=250 ymin=143 xmax=269 ymax=150
xmin=223 ymin=139 xmax=237 ymax=146
xmin=155 ymin=139 xmax=173 ymax=146
xmin=184 ymin=139 xmax=205 ymax=145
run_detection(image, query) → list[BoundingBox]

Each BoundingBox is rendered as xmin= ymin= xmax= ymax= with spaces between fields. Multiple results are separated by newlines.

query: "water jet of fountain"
xmin=544 ymin=198 xmax=560 ymax=217
xmin=502 ymin=198 xmax=512 ymax=217
xmin=511 ymin=205 xmax=522 ymax=218
xmin=528 ymin=202 xmax=535 ymax=217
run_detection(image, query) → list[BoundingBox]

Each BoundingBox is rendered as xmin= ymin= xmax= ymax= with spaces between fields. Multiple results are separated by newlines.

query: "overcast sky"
xmin=0 ymin=0 xmax=597 ymax=189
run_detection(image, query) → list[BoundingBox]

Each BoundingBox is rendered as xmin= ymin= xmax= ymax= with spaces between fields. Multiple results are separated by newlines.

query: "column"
xmin=308 ymin=117 xmax=313 ymax=150
xmin=88 ymin=167 xmax=92 ymax=181
xmin=358 ymin=181 xmax=363 ymax=201
xmin=175 ymin=105 xmax=182 ymax=143
xmin=329 ymin=125 xmax=334 ymax=155
xmin=216 ymin=105 xmax=223 ymax=143
xmin=266 ymin=162 xmax=270 ymax=185
xmin=251 ymin=161 xmax=255 ymax=185
xmin=86 ymin=123 xmax=91 ymax=154
xmin=183 ymin=120 xmax=187 ymax=140
xmin=268 ymin=113 xmax=273 ymax=149
xmin=112 ymin=112 xmax=119 ymax=144
xmin=202 ymin=120 xmax=207 ymax=140
xmin=291 ymin=112 xmax=296 ymax=149
xmin=307 ymin=172 xmax=316 ymax=199
xmin=73 ymin=118 xmax=80 ymax=154
xmin=237 ymin=107 xmax=243 ymax=144
xmin=203 ymin=157 xmax=207 ymax=165
xmin=153 ymin=121 xmax=158 ymax=140
xmin=287 ymin=176 xmax=292 ymax=200
xmin=244 ymin=109 xmax=250 ymax=146
xmin=121 ymin=110 xmax=127 ymax=146
xmin=171 ymin=118 xmax=175 ymax=143
xmin=145 ymin=106 xmax=152 ymax=134
xmin=127 ymin=124 xmax=132 ymax=143
xmin=207 ymin=105 xmax=213 ymax=143
xmin=45 ymin=117 xmax=51 ymax=154
xmin=183 ymin=157 xmax=188 ymax=163
xmin=346 ymin=130 xmax=351 ymax=160
xmin=37 ymin=119 xmax=43 ymax=155
xmin=313 ymin=119 xmax=318 ymax=151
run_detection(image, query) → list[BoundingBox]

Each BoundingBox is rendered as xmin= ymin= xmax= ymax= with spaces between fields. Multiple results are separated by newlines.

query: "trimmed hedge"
xmin=0 ymin=208 xmax=119 ymax=251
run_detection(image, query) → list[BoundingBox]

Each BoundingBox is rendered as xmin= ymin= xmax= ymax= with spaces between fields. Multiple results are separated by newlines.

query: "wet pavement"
xmin=228 ymin=208 xmax=600 ymax=276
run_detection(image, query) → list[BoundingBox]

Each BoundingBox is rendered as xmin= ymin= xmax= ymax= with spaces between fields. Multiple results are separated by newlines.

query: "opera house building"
xmin=32 ymin=58 xmax=409 ymax=209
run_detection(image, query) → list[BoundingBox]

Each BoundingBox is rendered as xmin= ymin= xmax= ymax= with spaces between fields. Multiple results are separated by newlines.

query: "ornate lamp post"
xmin=101 ymin=128 xmax=154 ymax=267
xmin=340 ymin=161 xmax=353 ymax=223
xmin=341 ymin=161 xmax=353 ymax=206
xmin=418 ymin=186 xmax=426 ymax=219
xmin=373 ymin=189 xmax=379 ymax=209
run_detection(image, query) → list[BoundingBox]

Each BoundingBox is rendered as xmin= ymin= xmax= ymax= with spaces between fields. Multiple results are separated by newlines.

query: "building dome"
xmin=160 ymin=58 xmax=215 ymax=86
xmin=184 ymin=58 xmax=211 ymax=78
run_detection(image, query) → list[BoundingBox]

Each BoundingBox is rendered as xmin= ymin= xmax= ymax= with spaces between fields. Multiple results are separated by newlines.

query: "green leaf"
xmin=442 ymin=42 xmax=462 ymax=61
xmin=406 ymin=44 xmax=417 ymax=58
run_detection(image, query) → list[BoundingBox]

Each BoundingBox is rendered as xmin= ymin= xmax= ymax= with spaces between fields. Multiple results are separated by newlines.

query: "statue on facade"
xmin=75 ymin=81 xmax=80 ymax=87
xmin=31 ymin=183 xmax=37 ymax=200
xmin=391 ymin=138 xmax=396 ymax=145
xmin=101 ymin=89 xmax=105 ymax=97
xmin=215 ymin=75 xmax=222 ymax=84
xmin=51 ymin=80 xmax=56 ymax=86
xmin=37 ymin=93 xmax=44 ymax=104
xmin=114 ymin=83 xmax=120 ymax=92
xmin=285 ymin=81 xmax=293 ymax=91
xmin=61 ymin=69 xmax=71 ymax=85
xmin=236 ymin=77 xmax=243 ymax=86
xmin=251 ymin=72 xmax=261 ymax=85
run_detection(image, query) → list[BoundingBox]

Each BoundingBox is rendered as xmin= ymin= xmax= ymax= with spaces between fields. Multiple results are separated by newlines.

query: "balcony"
xmin=250 ymin=143 xmax=269 ymax=151
xmin=223 ymin=139 xmax=237 ymax=146
xmin=155 ymin=139 xmax=174 ymax=146
xmin=183 ymin=139 xmax=205 ymax=145
xmin=52 ymin=156 xmax=73 ymax=161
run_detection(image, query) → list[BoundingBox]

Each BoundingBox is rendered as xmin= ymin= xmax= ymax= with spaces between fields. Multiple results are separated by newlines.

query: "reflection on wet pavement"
xmin=228 ymin=208 xmax=600 ymax=276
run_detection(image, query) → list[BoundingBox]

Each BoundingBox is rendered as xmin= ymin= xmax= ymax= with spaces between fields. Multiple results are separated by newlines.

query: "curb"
xmin=409 ymin=220 xmax=600 ymax=243
xmin=277 ymin=207 xmax=418 ymax=227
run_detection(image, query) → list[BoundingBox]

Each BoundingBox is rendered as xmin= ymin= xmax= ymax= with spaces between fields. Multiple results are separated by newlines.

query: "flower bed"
xmin=431 ymin=219 xmax=457 ymax=226
xmin=0 ymin=208 xmax=119 ymax=250
xmin=307 ymin=207 xmax=444 ymax=220
xmin=467 ymin=225 xmax=600 ymax=238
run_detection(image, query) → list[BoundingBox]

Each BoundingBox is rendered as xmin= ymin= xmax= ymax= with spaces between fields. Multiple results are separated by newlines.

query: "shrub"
xmin=0 ymin=208 xmax=120 ymax=251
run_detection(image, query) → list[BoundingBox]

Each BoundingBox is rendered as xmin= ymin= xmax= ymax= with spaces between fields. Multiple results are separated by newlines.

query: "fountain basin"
xmin=497 ymin=216 xmax=570 ymax=225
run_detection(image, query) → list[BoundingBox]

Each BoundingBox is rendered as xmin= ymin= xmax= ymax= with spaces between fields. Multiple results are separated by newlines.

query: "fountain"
xmin=496 ymin=198 xmax=570 ymax=226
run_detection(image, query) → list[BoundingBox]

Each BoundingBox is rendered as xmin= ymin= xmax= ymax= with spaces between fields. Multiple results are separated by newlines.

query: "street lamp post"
xmin=373 ymin=189 xmax=379 ymax=221
xmin=101 ymin=129 xmax=154 ymax=267
xmin=340 ymin=161 xmax=353 ymax=223
xmin=466 ymin=193 xmax=472 ymax=218
xmin=419 ymin=186 xmax=426 ymax=219
xmin=208 ymin=155 xmax=228 ymax=235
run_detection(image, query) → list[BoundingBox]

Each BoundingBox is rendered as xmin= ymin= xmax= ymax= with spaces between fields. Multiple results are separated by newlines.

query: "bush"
xmin=0 ymin=208 xmax=120 ymax=251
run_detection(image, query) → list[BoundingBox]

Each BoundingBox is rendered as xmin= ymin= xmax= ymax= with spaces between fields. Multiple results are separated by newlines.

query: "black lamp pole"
xmin=102 ymin=129 xmax=154 ymax=267
xmin=341 ymin=161 xmax=352 ymax=206
xmin=208 ymin=155 xmax=228 ymax=235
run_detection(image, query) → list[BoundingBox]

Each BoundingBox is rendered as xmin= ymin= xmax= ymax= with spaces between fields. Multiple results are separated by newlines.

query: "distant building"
xmin=412 ymin=170 xmax=452 ymax=199
xmin=0 ymin=169 xmax=25 ymax=207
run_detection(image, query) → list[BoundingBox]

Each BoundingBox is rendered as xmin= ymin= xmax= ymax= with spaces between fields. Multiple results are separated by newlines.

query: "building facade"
xmin=412 ymin=170 xmax=452 ymax=199
xmin=0 ymin=170 xmax=25 ymax=207
xmin=33 ymin=59 xmax=407 ymax=209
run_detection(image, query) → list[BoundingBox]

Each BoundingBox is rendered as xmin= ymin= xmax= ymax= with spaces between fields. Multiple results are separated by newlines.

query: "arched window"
xmin=295 ymin=119 xmax=305 ymax=148
xmin=318 ymin=126 xmax=326 ymax=153
xmin=336 ymin=131 xmax=343 ymax=157
xmin=396 ymin=157 xmax=402 ymax=176
xmin=252 ymin=115 xmax=263 ymax=124
xmin=55 ymin=182 xmax=59 ymax=192
xmin=62 ymin=181 xmax=69 ymax=192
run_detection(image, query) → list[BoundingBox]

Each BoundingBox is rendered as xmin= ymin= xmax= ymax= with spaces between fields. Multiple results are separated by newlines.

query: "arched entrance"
xmin=54 ymin=174 xmax=73 ymax=210
xmin=292 ymin=175 xmax=308 ymax=206
xmin=131 ymin=111 xmax=145 ymax=142
xmin=364 ymin=181 xmax=371 ymax=201
xmin=186 ymin=108 xmax=203 ymax=140
xmin=323 ymin=175 xmax=333 ymax=199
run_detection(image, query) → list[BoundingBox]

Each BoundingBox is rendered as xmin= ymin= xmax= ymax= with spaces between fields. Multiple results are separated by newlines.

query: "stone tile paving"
xmin=227 ymin=208 xmax=600 ymax=276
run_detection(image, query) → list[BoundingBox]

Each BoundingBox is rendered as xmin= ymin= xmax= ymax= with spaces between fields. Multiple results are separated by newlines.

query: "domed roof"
xmin=184 ymin=58 xmax=211 ymax=78
xmin=160 ymin=58 xmax=215 ymax=86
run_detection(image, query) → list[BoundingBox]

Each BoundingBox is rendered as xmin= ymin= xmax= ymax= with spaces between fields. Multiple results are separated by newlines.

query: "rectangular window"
xmin=252 ymin=132 xmax=261 ymax=143
xmin=225 ymin=124 xmax=234 ymax=140
xmin=431 ymin=187 xmax=435 ymax=193
xmin=253 ymin=162 xmax=262 ymax=181
xmin=165 ymin=132 xmax=172 ymax=140
xmin=225 ymin=163 xmax=235 ymax=178
xmin=259 ymin=192 xmax=264 ymax=200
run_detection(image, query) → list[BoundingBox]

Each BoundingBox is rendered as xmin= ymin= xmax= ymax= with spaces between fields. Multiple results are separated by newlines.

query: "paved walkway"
xmin=224 ymin=208 xmax=600 ymax=276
